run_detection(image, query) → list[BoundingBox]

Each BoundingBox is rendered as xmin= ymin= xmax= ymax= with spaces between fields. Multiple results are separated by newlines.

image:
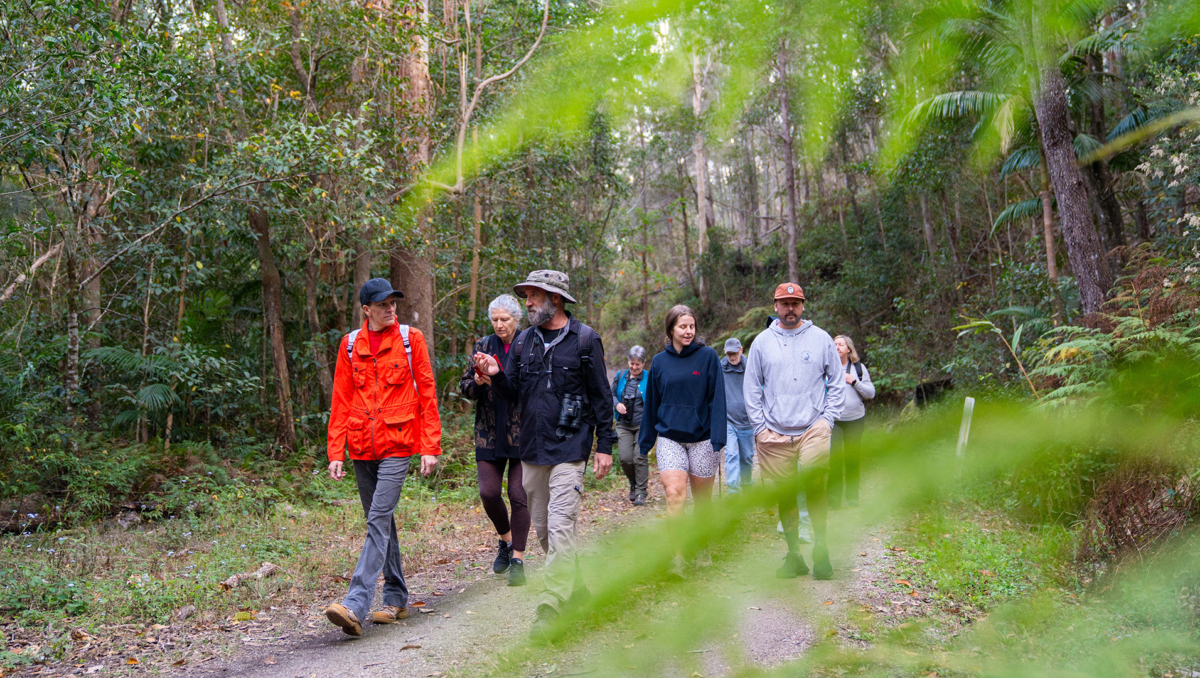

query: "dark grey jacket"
xmin=721 ymin=356 xmax=751 ymax=428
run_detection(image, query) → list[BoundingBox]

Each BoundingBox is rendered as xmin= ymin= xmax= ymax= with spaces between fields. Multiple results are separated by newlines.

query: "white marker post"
xmin=955 ymin=396 xmax=976 ymax=475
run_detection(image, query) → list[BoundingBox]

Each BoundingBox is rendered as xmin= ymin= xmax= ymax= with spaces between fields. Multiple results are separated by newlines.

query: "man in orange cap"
xmin=744 ymin=282 xmax=844 ymax=580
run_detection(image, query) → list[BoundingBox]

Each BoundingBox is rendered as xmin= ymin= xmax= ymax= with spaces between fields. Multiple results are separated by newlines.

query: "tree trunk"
xmin=467 ymin=186 xmax=482 ymax=343
xmin=1029 ymin=16 xmax=1113 ymax=314
xmin=1040 ymin=167 xmax=1062 ymax=319
xmin=392 ymin=0 xmax=435 ymax=366
xmin=65 ymin=248 xmax=81 ymax=425
xmin=352 ymin=238 xmax=372 ymax=328
xmin=1088 ymin=56 xmax=1126 ymax=256
xmin=778 ymin=44 xmax=800 ymax=284
xmin=692 ymin=49 xmax=711 ymax=302
xmin=919 ymin=194 xmax=936 ymax=256
xmin=250 ymin=209 xmax=297 ymax=455
xmin=305 ymin=243 xmax=333 ymax=408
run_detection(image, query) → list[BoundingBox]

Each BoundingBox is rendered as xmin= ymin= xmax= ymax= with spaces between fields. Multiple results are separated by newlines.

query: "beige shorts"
xmin=755 ymin=420 xmax=833 ymax=481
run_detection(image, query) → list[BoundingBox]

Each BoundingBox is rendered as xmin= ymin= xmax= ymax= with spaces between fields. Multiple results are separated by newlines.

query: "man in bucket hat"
xmin=323 ymin=278 xmax=442 ymax=637
xmin=744 ymin=282 xmax=844 ymax=581
xmin=475 ymin=270 xmax=615 ymax=639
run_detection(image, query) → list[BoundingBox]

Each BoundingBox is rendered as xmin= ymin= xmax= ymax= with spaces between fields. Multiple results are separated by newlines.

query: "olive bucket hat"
xmin=512 ymin=269 xmax=578 ymax=304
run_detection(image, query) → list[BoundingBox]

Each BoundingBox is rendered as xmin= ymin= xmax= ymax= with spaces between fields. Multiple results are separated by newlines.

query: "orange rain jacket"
xmin=327 ymin=321 xmax=442 ymax=462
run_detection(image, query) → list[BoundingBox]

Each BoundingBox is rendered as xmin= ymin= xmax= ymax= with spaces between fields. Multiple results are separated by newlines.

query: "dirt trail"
xmin=194 ymin=479 xmax=899 ymax=678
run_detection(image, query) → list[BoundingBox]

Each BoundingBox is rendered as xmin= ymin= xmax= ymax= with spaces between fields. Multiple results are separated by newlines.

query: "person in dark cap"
xmin=323 ymin=278 xmax=442 ymax=637
xmin=721 ymin=336 xmax=756 ymax=492
xmin=474 ymin=269 xmax=615 ymax=639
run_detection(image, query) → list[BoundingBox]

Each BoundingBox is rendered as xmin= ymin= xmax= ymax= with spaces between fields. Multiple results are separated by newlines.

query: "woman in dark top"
xmin=459 ymin=294 xmax=529 ymax=586
xmin=639 ymin=305 xmax=726 ymax=579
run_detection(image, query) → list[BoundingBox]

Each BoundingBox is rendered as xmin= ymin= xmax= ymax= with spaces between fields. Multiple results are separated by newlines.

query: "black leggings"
xmin=477 ymin=458 xmax=530 ymax=552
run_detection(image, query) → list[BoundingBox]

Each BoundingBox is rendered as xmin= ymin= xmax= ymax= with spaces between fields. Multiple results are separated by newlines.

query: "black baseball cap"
xmin=359 ymin=278 xmax=404 ymax=305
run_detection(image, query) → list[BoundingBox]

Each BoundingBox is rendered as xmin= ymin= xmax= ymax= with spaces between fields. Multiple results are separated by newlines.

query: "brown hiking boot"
xmin=324 ymin=603 xmax=362 ymax=636
xmin=371 ymin=605 xmax=408 ymax=623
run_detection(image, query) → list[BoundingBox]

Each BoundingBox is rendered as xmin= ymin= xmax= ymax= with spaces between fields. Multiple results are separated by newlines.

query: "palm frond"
xmin=906 ymin=91 xmax=1011 ymax=127
xmin=1074 ymin=133 xmax=1104 ymax=159
xmin=999 ymin=144 xmax=1041 ymax=178
xmin=992 ymin=197 xmax=1042 ymax=234
xmin=136 ymin=383 xmax=180 ymax=413
xmin=85 ymin=346 xmax=177 ymax=377
xmin=1107 ymin=107 xmax=1155 ymax=142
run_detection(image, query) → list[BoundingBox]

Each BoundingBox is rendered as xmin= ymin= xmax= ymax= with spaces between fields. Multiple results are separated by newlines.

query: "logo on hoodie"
xmin=692 ymin=371 xmax=701 ymax=375
xmin=800 ymin=350 xmax=812 ymax=364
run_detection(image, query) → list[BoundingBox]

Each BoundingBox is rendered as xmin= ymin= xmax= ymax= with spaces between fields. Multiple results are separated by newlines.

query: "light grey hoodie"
xmin=744 ymin=319 xmax=845 ymax=435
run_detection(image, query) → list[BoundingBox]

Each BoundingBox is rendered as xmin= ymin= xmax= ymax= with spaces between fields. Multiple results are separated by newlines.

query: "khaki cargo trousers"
xmin=521 ymin=460 xmax=585 ymax=611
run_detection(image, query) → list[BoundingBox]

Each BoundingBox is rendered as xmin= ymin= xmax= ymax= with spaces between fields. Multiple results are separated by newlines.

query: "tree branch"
xmin=0 ymin=242 xmax=62 ymax=307
xmin=76 ymin=176 xmax=284 ymax=292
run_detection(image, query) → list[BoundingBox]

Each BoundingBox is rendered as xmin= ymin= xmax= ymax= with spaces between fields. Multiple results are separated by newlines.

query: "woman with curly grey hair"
xmin=460 ymin=294 xmax=530 ymax=586
xmin=611 ymin=345 xmax=649 ymax=505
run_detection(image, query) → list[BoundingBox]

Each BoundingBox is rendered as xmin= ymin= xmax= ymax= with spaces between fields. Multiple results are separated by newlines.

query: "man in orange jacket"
xmin=323 ymin=278 xmax=441 ymax=637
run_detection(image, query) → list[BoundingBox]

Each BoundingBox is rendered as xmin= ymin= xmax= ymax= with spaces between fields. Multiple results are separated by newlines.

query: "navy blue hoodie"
xmin=639 ymin=340 xmax=726 ymax=455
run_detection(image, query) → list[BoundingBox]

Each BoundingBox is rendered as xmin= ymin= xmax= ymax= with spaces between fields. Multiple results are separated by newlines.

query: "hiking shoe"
xmin=324 ymin=603 xmax=362 ymax=637
xmin=812 ymin=542 xmax=833 ymax=580
xmin=847 ymin=499 xmax=860 ymax=508
xmin=828 ymin=498 xmax=842 ymax=510
xmin=530 ymin=603 xmax=559 ymax=641
xmin=371 ymin=605 xmax=408 ymax=623
xmin=567 ymin=584 xmax=592 ymax=610
xmin=632 ymin=493 xmax=646 ymax=506
xmin=776 ymin=552 xmax=809 ymax=579
xmin=776 ymin=521 xmax=813 ymax=544
xmin=508 ymin=558 xmax=527 ymax=587
xmin=667 ymin=555 xmax=687 ymax=581
xmin=629 ymin=488 xmax=637 ymax=502
xmin=493 ymin=539 xmax=513 ymax=574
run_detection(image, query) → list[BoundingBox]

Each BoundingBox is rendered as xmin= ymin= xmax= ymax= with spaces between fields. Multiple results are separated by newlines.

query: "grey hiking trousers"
xmin=522 ymin=460 xmax=585 ymax=611
xmin=343 ymin=456 xmax=410 ymax=624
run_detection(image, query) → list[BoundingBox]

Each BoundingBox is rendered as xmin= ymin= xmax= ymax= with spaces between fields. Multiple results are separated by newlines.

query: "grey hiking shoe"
xmin=530 ymin=603 xmax=559 ymax=642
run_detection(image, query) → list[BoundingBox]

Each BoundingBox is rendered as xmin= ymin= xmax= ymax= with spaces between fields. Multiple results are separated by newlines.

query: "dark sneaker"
xmin=530 ymin=603 xmax=559 ymax=641
xmin=667 ymin=555 xmax=687 ymax=581
xmin=629 ymin=488 xmax=637 ymax=502
xmin=828 ymin=498 xmax=842 ymax=510
xmin=775 ymin=552 xmax=809 ymax=579
xmin=632 ymin=493 xmax=646 ymax=506
xmin=371 ymin=605 xmax=408 ymax=623
xmin=812 ymin=542 xmax=833 ymax=580
xmin=507 ymin=558 xmax=527 ymax=587
xmin=493 ymin=539 xmax=513 ymax=574
xmin=324 ymin=603 xmax=362 ymax=636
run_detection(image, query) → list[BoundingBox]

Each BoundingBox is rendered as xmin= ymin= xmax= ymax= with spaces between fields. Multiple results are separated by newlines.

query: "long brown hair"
xmin=664 ymin=305 xmax=696 ymax=342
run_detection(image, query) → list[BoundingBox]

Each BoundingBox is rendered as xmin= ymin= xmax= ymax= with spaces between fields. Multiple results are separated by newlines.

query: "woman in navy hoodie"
xmin=640 ymin=305 xmax=725 ymax=579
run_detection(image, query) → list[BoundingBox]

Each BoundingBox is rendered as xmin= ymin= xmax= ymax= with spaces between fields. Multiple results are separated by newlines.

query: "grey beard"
xmin=528 ymin=298 xmax=557 ymax=327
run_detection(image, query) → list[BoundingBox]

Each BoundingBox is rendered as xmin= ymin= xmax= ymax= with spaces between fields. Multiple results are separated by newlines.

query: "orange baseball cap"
xmin=773 ymin=282 xmax=805 ymax=301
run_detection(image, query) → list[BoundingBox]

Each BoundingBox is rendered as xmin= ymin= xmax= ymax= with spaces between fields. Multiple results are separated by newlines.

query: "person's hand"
xmin=420 ymin=455 xmax=438 ymax=476
xmin=328 ymin=460 xmax=345 ymax=481
xmin=593 ymin=453 xmax=612 ymax=480
xmin=475 ymin=352 xmax=500 ymax=376
xmin=844 ymin=372 xmax=856 ymax=385
xmin=616 ymin=403 xmax=627 ymax=415
xmin=473 ymin=370 xmax=491 ymax=386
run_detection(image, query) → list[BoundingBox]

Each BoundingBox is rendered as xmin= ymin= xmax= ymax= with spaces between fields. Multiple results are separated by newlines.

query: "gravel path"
xmin=190 ymin=478 xmax=901 ymax=678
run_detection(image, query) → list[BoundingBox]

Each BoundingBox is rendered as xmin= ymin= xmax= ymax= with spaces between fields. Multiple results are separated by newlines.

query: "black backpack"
xmin=511 ymin=323 xmax=598 ymax=422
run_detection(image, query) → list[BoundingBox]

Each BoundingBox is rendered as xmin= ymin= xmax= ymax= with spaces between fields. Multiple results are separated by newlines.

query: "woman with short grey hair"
xmin=612 ymin=345 xmax=650 ymax=505
xmin=460 ymin=293 xmax=529 ymax=585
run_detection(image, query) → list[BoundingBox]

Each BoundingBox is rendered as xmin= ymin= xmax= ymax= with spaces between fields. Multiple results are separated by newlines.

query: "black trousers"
xmin=477 ymin=457 xmax=530 ymax=551
xmin=829 ymin=417 xmax=865 ymax=504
